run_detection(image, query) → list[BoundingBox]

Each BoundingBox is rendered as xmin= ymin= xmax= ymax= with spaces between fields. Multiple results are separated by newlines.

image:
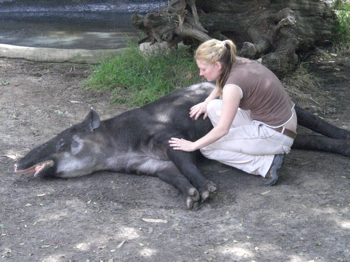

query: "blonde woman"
xmin=169 ymin=39 xmax=297 ymax=185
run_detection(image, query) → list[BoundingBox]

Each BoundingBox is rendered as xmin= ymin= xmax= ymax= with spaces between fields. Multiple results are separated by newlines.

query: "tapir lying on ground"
xmin=14 ymin=82 xmax=350 ymax=209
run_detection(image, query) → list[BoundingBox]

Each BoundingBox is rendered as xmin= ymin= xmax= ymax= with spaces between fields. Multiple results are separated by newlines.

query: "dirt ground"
xmin=0 ymin=51 xmax=349 ymax=262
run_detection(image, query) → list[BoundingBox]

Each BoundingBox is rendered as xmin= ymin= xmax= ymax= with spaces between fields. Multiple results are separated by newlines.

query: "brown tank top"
xmin=226 ymin=57 xmax=294 ymax=127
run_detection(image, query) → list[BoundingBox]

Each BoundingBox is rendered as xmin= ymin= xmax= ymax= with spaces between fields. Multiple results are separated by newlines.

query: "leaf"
xmin=117 ymin=240 xmax=126 ymax=249
xmin=0 ymin=154 xmax=17 ymax=160
xmin=261 ymin=190 xmax=271 ymax=195
xmin=0 ymin=224 xmax=5 ymax=228
xmin=142 ymin=218 xmax=167 ymax=223
xmin=41 ymin=245 xmax=51 ymax=248
xmin=54 ymin=110 xmax=63 ymax=115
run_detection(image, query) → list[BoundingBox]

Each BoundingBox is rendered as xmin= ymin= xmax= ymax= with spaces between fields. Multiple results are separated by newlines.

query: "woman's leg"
xmin=202 ymin=99 xmax=294 ymax=176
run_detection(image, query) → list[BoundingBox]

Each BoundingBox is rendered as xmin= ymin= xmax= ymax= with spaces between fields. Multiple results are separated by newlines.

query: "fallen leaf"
xmin=0 ymin=154 xmax=17 ymax=160
xmin=117 ymin=240 xmax=125 ymax=249
xmin=261 ymin=190 xmax=271 ymax=195
xmin=142 ymin=218 xmax=167 ymax=223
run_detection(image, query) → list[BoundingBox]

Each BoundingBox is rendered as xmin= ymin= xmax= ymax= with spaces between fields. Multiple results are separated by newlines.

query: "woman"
xmin=169 ymin=39 xmax=297 ymax=185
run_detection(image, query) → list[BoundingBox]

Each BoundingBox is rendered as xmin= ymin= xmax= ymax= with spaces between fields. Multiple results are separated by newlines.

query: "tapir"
xmin=14 ymin=82 xmax=350 ymax=209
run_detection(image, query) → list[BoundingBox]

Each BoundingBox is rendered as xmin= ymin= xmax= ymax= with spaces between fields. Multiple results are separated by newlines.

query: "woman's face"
xmin=196 ymin=60 xmax=222 ymax=82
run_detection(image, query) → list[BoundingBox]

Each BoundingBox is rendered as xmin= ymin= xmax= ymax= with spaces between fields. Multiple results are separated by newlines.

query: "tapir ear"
xmin=84 ymin=109 xmax=100 ymax=130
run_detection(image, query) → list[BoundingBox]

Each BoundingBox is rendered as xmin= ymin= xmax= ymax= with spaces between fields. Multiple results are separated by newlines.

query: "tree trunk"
xmin=132 ymin=0 xmax=336 ymax=76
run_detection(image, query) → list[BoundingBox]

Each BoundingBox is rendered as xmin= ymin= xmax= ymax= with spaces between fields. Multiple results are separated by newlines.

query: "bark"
xmin=132 ymin=0 xmax=336 ymax=76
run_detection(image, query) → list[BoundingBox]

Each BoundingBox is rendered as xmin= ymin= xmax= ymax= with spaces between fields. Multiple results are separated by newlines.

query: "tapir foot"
xmin=185 ymin=181 xmax=216 ymax=209
xmin=186 ymin=187 xmax=200 ymax=209
xmin=200 ymin=180 xmax=217 ymax=202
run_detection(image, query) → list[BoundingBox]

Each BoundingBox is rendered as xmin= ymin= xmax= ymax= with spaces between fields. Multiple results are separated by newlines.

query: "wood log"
xmin=132 ymin=0 xmax=336 ymax=76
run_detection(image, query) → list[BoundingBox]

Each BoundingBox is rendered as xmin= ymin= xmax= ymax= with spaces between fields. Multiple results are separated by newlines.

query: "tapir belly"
xmin=106 ymin=152 xmax=172 ymax=176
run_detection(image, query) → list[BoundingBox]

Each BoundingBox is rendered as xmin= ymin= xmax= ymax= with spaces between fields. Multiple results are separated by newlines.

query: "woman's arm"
xmin=169 ymin=85 xmax=241 ymax=151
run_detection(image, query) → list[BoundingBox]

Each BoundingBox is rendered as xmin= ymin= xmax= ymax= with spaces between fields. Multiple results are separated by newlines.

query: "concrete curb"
xmin=0 ymin=44 xmax=127 ymax=63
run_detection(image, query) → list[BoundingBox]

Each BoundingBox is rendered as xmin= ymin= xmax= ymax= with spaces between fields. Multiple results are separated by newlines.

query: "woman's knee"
xmin=207 ymin=99 xmax=223 ymax=118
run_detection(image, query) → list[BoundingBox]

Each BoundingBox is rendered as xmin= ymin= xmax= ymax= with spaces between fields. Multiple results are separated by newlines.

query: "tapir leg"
xmin=295 ymin=106 xmax=350 ymax=140
xmin=294 ymin=106 xmax=350 ymax=156
xmin=155 ymin=163 xmax=202 ymax=209
xmin=166 ymin=148 xmax=217 ymax=201
xmin=293 ymin=134 xmax=350 ymax=157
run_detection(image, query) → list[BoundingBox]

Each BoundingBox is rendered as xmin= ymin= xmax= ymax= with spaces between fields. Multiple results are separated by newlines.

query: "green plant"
xmin=333 ymin=0 xmax=350 ymax=43
xmin=84 ymin=41 xmax=202 ymax=107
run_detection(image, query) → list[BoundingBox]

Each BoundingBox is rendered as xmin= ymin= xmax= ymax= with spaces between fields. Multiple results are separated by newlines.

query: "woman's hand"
xmin=169 ymin=137 xmax=196 ymax=152
xmin=189 ymin=102 xmax=208 ymax=120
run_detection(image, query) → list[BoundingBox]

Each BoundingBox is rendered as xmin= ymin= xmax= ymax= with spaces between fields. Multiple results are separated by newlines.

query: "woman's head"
xmin=195 ymin=39 xmax=237 ymax=92
xmin=195 ymin=39 xmax=236 ymax=66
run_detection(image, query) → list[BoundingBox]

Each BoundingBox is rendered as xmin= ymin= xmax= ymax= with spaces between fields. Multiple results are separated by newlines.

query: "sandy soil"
xmin=0 ymin=53 xmax=349 ymax=262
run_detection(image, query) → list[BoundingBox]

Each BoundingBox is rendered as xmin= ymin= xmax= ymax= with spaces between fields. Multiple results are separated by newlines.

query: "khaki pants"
xmin=200 ymin=99 xmax=295 ymax=177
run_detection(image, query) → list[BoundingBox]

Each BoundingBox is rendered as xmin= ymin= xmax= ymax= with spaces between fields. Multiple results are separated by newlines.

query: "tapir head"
xmin=14 ymin=109 xmax=105 ymax=178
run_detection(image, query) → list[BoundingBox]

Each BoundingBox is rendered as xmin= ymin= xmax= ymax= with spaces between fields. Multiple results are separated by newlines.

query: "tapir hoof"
xmin=186 ymin=197 xmax=199 ymax=210
xmin=207 ymin=181 xmax=217 ymax=192
xmin=188 ymin=187 xmax=200 ymax=201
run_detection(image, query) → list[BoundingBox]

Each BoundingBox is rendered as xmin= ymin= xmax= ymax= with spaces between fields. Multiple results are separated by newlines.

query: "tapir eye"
xmin=71 ymin=140 xmax=79 ymax=149
xmin=71 ymin=137 xmax=84 ymax=155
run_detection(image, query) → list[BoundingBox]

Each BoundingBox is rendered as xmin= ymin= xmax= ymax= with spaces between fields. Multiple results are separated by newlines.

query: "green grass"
xmin=83 ymin=41 xmax=202 ymax=107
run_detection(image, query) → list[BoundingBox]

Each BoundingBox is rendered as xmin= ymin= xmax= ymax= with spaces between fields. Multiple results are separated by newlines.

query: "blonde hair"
xmin=194 ymin=39 xmax=237 ymax=95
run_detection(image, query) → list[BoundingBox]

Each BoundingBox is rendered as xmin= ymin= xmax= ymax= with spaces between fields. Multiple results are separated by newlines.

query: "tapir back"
xmin=138 ymin=82 xmax=215 ymax=140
